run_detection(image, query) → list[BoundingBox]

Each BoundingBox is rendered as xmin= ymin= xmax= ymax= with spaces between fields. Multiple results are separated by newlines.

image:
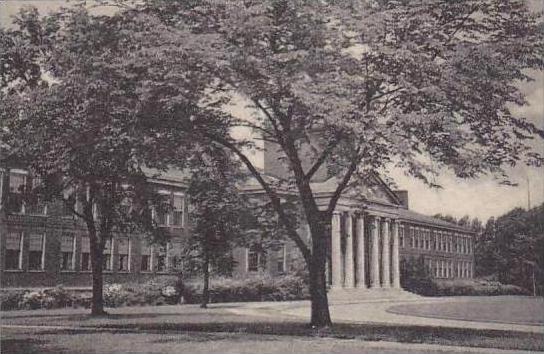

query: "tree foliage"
xmin=0 ymin=5 xmax=222 ymax=315
xmin=476 ymin=204 xmax=544 ymax=295
xmin=2 ymin=0 xmax=543 ymax=326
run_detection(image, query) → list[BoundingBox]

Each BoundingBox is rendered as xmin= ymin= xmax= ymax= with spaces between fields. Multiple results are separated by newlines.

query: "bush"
xmin=0 ymin=287 xmax=80 ymax=311
xmin=183 ymin=274 xmax=309 ymax=304
xmin=0 ymin=291 xmax=27 ymax=311
xmin=103 ymin=275 xmax=184 ymax=307
xmin=432 ymin=279 xmax=531 ymax=296
xmin=401 ymin=257 xmax=436 ymax=296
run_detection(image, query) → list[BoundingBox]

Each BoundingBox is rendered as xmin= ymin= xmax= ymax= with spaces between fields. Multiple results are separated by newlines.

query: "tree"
xmin=184 ymin=149 xmax=251 ymax=308
xmin=111 ymin=0 xmax=544 ymax=327
xmin=481 ymin=204 xmax=544 ymax=294
xmin=0 ymin=6 xmax=217 ymax=315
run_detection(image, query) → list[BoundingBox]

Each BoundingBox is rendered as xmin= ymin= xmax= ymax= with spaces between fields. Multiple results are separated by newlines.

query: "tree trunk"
xmin=307 ymin=219 xmax=332 ymax=327
xmin=90 ymin=233 xmax=107 ymax=316
xmin=201 ymin=247 xmax=210 ymax=309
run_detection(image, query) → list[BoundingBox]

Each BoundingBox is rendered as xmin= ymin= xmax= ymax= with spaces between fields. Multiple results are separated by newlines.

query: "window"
xmin=60 ymin=234 xmax=75 ymax=271
xmin=25 ymin=177 xmax=46 ymax=215
xmin=81 ymin=237 xmax=91 ymax=271
xmin=7 ymin=173 xmax=46 ymax=215
xmin=28 ymin=234 xmax=45 ymax=270
xmin=425 ymin=231 xmax=430 ymax=250
xmin=5 ymin=232 xmax=23 ymax=270
xmin=156 ymin=243 xmax=169 ymax=272
xmin=155 ymin=208 xmax=168 ymax=226
xmin=7 ymin=173 xmax=25 ymax=213
xmin=247 ymin=245 xmax=266 ymax=272
xmin=103 ymin=238 xmax=113 ymax=271
xmin=399 ymin=226 xmax=405 ymax=248
xmin=141 ymin=240 xmax=152 ymax=272
xmin=171 ymin=195 xmax=183 ymax=227
xmin=275 ymin=245 xmax=286 ymax=273
xmin=117 ymin=237 xmax=130 ymax=272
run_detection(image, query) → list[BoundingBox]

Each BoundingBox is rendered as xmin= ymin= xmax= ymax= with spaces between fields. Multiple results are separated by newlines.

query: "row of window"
xmin=2 ymin=171 xmax=185 ymax=228
xmin=424 ymin=258 xmax=473 ymax=279
xmin=399 ymin=226 xmax=473 ymax=254
xmin=4 ymin=232 xmax=176 ymax=273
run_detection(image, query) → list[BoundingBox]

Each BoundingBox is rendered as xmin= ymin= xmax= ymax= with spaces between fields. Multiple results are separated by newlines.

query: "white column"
xmin=331 ymin=212 xmax=343 ymax=289
xmin=381 ymin=218 xmax=391 ymax=288
xmin=370 ymin=216 xmax=381 ymax=288
xmin=356 ymin=215 xmax=366 ymax=288
xmin=391 ymin=220 xmax=401 ymax=289
xmin=344 ymin=213 xmax=355 ymax=288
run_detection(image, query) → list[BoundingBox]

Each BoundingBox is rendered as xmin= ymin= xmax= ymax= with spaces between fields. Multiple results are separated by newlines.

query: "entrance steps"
xmin=327 ymin=287 xmax=421 ymax=303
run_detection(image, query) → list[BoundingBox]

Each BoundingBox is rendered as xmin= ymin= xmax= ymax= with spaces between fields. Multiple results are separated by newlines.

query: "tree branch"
xmin=326 ymin=148 xmax=361 ymax=217
xmin=203 ymin=133 xmax=311 ymax=261
xmin=304 ymin=138 xmax=340 ymax=181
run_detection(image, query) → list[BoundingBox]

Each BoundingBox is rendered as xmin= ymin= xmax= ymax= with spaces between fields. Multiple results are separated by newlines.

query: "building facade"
xmin=0 ymin=166 xmax=475 ymax=290
xmin=0 ymin=168 xmax=188 ymax=288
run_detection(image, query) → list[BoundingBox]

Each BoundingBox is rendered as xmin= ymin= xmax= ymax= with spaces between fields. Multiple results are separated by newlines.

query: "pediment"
xmin=343 ymin=174 xmax=400 ymax=206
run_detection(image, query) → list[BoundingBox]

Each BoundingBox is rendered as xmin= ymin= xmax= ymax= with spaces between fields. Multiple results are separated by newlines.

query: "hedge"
xmin=182 ymin=274 xmax=309 ymax=304
xmin=0 ymin=274 xmax=308 ymax=310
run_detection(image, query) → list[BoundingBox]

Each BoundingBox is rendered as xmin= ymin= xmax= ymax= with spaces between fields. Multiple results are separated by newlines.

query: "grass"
xmin=2 ymin=304 xmax=543 ymax=352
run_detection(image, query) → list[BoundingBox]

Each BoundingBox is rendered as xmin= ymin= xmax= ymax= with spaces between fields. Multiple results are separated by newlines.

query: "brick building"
xmin=0 ymin=162 xmax=475 ymax=290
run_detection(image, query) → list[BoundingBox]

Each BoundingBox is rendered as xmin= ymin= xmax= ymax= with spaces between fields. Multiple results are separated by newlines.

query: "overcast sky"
xmin=1 ymin=0 xmax=543 ymax=222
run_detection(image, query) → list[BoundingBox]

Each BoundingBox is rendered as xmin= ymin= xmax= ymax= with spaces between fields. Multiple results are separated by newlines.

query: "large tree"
xmin=125 ymin=0 xmax=544 ymax=327
xmin=82 ymin=0 xmax=544 ymax=326
xmin=0 ymin=6 xmax=218 ymax=315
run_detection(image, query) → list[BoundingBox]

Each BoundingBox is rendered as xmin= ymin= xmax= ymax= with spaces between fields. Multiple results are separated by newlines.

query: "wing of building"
xmin=0 ymin=164 xmax=474 ymax=290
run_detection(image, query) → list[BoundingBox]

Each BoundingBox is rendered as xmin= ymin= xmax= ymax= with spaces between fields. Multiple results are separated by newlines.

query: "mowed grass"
xmin=2 ymin=304 xmax=543 ymax=352
xmin=388 ymin=296 xmax=544 ymax=325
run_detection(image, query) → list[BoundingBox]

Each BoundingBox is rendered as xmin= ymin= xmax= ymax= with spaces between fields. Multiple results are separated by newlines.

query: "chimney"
xmin=393 ymin=190 xmax=409 ymax=209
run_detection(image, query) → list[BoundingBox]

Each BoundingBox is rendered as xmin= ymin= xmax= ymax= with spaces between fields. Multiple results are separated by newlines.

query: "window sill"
xmin=60 ymin=270 xmax=77 ymax=273
xmin=117 ymin=271 xmax=131 ymax=274
xmin=140 ymin=270 xmax=153 ymax=273
xmin=3 ymin=269 xmax=24 ymax=272
xmin=28 ymin=270 xmax=45 ymax=273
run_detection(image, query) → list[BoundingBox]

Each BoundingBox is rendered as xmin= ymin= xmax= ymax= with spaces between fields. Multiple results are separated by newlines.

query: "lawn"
xmin=2 ymin=303 xmax=543 ymax=352
xmin=387 ymin=296 xmax=544 ymax=325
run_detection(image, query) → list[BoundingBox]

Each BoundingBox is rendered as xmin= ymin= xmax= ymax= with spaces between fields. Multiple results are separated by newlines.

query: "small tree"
xmin=185 ymin=150 xmax=251 ymax=308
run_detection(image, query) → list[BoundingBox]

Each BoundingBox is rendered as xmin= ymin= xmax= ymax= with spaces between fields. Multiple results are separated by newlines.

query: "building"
xmin=0 ymin=168 xmax=189 ymax=288
xmin=0 ymin=162 xmax=475 ymax=290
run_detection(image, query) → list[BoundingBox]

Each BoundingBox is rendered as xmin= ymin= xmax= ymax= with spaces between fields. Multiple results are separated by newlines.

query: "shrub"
xmin=432 ymin=279 xmax=531 ymax=296
xmin=401 ymin=257 xmax=436 ymax=296
xmin=0 ymin=291 xmax=27 ymax=311
xmin=10 ymin=287 xmax=78 ymax=310
xmin=103 ymin=275 xmax=184 ymax=307
xmin=183 ymin=274 xmax=309 ymax=304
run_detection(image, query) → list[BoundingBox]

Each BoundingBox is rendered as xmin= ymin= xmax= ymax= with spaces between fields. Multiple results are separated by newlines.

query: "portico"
xmin=330 ymin=211 xmax=402 ymax=290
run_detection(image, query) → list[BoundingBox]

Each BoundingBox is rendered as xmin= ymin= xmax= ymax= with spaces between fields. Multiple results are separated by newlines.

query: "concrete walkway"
xmin=227 ymin=296 xmax=544 ymax=334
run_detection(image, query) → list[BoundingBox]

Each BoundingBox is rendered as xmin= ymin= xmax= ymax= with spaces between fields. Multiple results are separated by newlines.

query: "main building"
xmin=0 ymin=162 xmax=475 ymax=292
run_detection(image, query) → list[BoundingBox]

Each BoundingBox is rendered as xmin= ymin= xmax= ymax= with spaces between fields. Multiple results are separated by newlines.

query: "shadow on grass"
xmin=89 ymin=321 xmax=544 ymax=352
xmin=1 ymin=338 xmax=60 ymax=354
xmin=3 ymin=310 xmax=544 ymax=352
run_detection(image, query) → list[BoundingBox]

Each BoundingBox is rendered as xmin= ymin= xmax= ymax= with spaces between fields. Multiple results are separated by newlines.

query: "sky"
xmin=1 ymin=0 xmax=543 ymax=222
